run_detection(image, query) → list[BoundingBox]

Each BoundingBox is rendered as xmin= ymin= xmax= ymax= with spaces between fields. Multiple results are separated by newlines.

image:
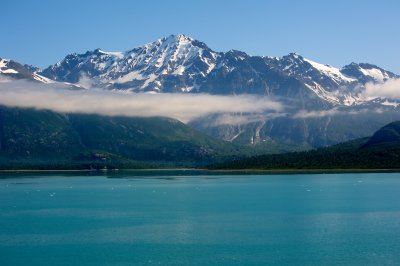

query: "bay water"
xmin=1 ymin=171 xmax=400 ymax=265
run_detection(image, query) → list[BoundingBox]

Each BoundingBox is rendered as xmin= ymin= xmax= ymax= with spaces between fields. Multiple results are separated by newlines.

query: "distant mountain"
xmin=265 ymin=54 xmax=399 ymax=105
xmin=2 ymin=34 xmax=400 ymax=149
xmin=0 ymin=58 xmax=85 ymax=91
xmin=40 ymin=34 xmax=398 ymax=106
xmin=212 ymin=121 xmax=400 ymax=170
xmin=41 ymin=35 xmax=219 ymax=93
xmin=0 ymin=58 xmax=52 ymax=83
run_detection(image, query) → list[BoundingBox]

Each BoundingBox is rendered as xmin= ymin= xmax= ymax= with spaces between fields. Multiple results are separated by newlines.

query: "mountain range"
xmin=1 ymin=34 xmax=400 ymax=149
xmin=38 ymin=34 xmax=398 ymax=106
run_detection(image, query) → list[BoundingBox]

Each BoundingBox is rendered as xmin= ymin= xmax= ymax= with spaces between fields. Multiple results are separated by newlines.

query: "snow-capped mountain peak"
xmin=124 ymin=33 xmax=217 ymax=75
xmin=341 ymin=62 xmax=397 ymax=83
xmin=263 ymin=52 xmax=400 ymax=106
xmin=41 ymin=34 xmax=220 ymax=92
xmin=0 ymin=58 xmax=20 ymax=74
xmin=0 ymin=58 xmax=54 ymax=83
xmin=302 ymin=57 xmax=356 ymax=84
xmin=268 ymin=53 xmax=356 ymax=85
xmin=37 ymin=34 xmax=399 ymax=106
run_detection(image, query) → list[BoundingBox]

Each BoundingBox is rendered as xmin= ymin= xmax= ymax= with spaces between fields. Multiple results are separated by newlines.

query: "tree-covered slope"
xmin=212 ymin=121 xmax=400 ymax=170
xmin=0 ymin=106 xmax=243 ymax=169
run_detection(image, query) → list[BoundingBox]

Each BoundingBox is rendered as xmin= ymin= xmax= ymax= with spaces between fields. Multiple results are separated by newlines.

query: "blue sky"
xmin=1 ymin=0 xmax=399 ymax=73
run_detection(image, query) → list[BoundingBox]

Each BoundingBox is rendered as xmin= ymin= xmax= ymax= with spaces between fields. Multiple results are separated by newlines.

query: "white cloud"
xmin=77 ymin=73 xmax=94 ymax=89
xmin=362 ymin=79 xmax=400 ymax=100
xmin=294 ymin=107 xmax=385 ymax=119
xmin=210 ymin=113 xmax=286 ymax=126
xmin=294 ymin=108 xmax=341 ymax=119
xmin=0 ymin=79 xmax=284 ymax=123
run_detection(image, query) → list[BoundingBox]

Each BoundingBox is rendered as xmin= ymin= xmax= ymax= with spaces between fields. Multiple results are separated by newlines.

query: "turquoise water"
xmin=1 ymin=171 xmax=400 ymax=265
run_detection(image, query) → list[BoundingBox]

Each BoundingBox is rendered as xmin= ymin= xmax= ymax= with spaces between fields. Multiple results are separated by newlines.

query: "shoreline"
xmin=1 ymin=168 xmax=400 ymax=175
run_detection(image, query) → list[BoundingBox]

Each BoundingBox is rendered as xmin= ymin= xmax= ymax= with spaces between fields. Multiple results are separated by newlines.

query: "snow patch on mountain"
xmin=97 ymin=50 xmax=125 ymax=59
xmin=358 ymin=67 xmax=389 ymax=82
xmin=304 ymin=83 xmax=340 ymax=104
xmin=32 ymin=73 xmax=54 ymax=83
xmin=141 ymin=73 xmax=158 ymax=89
xmin=114 ymin=71 xmax=145 ymax=83
xmin=1 ymin=68 xmax=18 ymax=74
xmin=303 ymin=58 xmax=356 ymax=84
xmin=0 ymin=59 xmax=19 ymax=74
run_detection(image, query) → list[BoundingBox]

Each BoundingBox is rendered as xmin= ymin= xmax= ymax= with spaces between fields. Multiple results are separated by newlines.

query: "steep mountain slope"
xmin=41 ymin=35 xmax=220 ymax=92
xmin=362 ymin=121 xmax=400 ymax=148
xmin=192 ymin=108 xmax=400 ymax=147
xmin=0 ymin=106 xmax=244 ymax=169
xmin=264 ymin=53 xmax=398 ymax=105
xmin=212 ymin=121 xmax=400 ymax=170
xmin=0 ymin=58 xmax=52 ymax=83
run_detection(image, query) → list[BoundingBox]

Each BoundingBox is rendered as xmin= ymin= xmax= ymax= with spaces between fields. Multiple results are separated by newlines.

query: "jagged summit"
xmin=341 ymin=62 xmax=397 ymax=83
xmin=41 ymin=34 xmax=219 ymax=92
xmin=152 ymin=34 xmax=195 ymax=45
xmin=0 ymin=58 xmax=52 ymax=83
xmin=2 ymin=34 xmax=397 ymax=106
